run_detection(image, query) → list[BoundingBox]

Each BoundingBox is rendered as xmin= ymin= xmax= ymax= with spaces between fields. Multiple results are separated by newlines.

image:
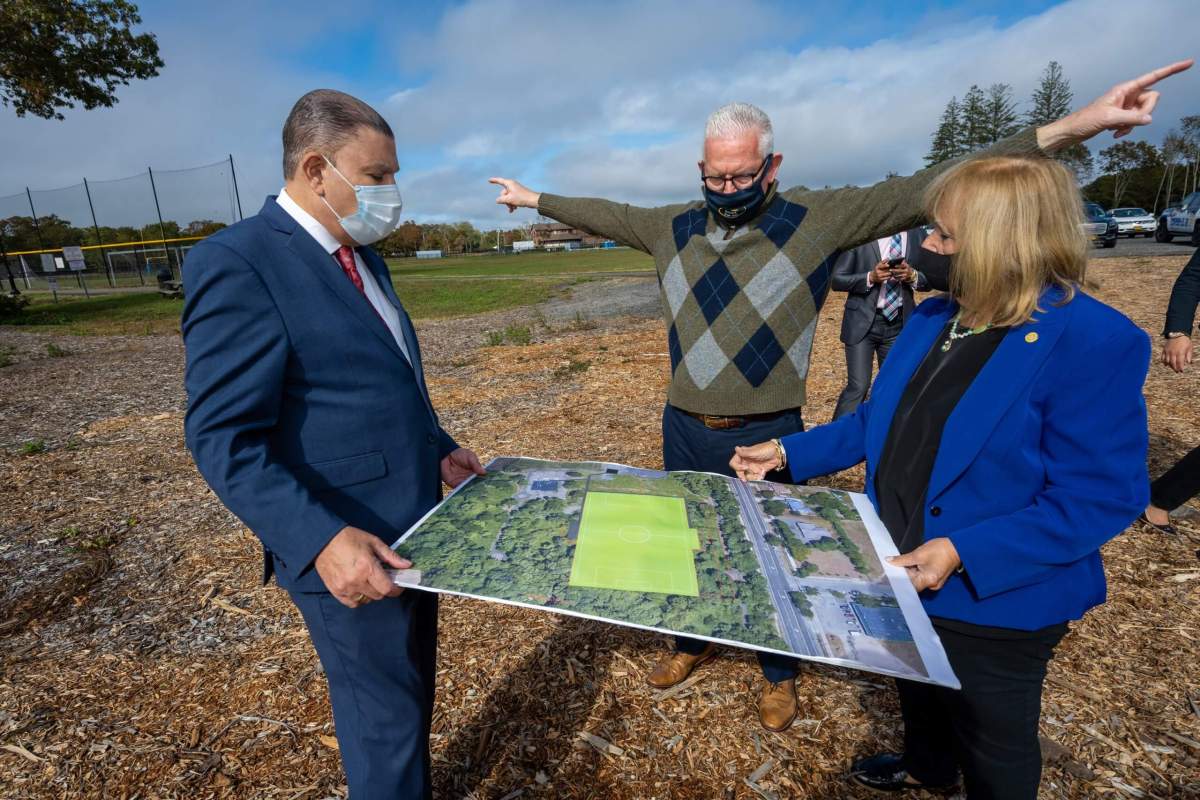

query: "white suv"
xmin=1157 ymin=191 xmax=1200 ymax=245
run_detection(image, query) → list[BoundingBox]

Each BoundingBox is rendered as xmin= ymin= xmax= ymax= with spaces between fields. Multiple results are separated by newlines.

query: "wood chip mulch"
xmin=0 ymin=254 xmax=1197 ymax=799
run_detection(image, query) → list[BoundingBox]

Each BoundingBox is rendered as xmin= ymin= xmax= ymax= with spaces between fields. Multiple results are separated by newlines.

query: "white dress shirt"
xmin=277 ymin=188 xmax=410 ymax=363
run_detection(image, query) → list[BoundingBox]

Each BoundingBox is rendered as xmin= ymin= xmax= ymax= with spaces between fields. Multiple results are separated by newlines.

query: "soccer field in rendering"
xmin=568 ymin=491 xmax=701 ymax=596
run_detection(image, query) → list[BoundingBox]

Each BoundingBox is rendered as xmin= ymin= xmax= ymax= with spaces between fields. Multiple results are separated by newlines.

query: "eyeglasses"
xmin=701 ymin=154 xmax=772 ymax=192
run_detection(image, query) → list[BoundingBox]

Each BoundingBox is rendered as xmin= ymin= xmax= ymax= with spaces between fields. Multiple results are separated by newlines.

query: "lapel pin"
xmin=1025 ymin=332 xmax=1039 ymax=344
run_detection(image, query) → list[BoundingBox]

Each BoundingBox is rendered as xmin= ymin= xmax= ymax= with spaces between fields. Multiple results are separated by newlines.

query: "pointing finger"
xmin=1129 ymin=59 xmax=1193 ymax=90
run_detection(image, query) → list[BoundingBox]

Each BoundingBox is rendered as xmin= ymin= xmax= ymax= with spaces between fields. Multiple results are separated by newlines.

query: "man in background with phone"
xmin=830 ymin=226 xmax=942 ymax=419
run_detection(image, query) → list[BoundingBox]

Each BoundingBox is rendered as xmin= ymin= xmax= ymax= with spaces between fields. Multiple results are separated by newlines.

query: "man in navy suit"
xmin=182 ymin=89 xmax=484 ymax=799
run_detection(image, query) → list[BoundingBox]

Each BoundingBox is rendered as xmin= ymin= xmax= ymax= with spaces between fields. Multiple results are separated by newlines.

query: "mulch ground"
xmin=0 ymin=254 xmax=1197 ymax=799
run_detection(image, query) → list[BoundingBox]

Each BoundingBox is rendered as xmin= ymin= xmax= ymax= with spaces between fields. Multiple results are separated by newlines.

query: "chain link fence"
xmin=0 ymin=158 xmax=244 ymax=295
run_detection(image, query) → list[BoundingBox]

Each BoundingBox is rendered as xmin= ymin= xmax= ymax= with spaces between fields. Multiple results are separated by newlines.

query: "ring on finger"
xmin=355 ymin=593 xmax=367 ymax=603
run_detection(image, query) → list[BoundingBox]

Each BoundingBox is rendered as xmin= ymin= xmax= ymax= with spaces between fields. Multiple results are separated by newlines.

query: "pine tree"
xmin=1026 ymin=60 xmax=1092 ymax=183
xmin=960 ymin=85 xmax=990 ymax=152
xmin=984 ymin=83 xmax=1021 ymax=143
xmin=925 ymin=97 xmax=964 ymax=166
xmin=1026 ymin=61 xmax=1073 ymax=126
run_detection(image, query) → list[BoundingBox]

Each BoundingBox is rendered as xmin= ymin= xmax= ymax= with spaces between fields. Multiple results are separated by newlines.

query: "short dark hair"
xmin=281 ymin=89 xmax=394 ymax=178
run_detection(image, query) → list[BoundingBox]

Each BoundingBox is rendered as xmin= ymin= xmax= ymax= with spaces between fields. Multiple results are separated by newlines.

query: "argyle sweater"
xmin=538 ymin=127 xmax=1044 ymax=415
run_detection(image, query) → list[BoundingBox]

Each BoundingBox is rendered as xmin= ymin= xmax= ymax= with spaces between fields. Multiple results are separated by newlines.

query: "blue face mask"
xmin=703 ymin=153 xmax=772 ymax=225
xmin=320 ymin=156 xmax=404 ymax=246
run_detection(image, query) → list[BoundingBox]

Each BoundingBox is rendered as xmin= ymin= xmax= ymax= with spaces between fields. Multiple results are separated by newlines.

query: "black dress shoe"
xmin=1139 ymin=513 xmax=1178 ymax=536
xmin=849 ymin=752 xmax=958 ymax=793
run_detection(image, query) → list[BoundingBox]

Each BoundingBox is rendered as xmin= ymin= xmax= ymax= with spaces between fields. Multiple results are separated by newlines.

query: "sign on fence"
xmin=63 ymin=246 xmax=86 ymax=271
xmin=40 ymin=253 xmax=55 ymax=272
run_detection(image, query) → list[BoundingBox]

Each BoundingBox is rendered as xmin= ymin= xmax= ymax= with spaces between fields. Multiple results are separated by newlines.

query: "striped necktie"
xmin=880 ymin=234 xmax=903 ymax=321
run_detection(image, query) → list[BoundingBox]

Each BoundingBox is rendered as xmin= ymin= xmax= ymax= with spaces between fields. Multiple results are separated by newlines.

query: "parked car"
xmin=1157 ymin=191 xmax=1200 ymax=245
xmin=1083 ymin=202 xmax=1118 ymax=248
xmin=1109 ymin=207 xmax=1157 ymax=238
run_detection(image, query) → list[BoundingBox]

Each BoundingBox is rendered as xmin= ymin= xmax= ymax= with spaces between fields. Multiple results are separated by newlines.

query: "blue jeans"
xmin=661 ymin=402 xmax=803 ymax=683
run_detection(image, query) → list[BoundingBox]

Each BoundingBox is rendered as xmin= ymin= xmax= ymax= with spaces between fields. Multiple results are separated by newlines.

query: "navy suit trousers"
xmin=661 ymin=403 xmax=802 ymax=682
xmin=289 ymin=589 xmax=439 ymax=799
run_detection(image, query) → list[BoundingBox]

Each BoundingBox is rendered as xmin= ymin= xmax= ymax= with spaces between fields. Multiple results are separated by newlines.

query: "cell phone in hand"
xmin=887 ymin=257 xmax=905 ymax=268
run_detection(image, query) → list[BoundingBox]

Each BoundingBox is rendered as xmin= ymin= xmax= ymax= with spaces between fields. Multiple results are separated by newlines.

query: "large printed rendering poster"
xmin=391 ymin=457 xmax=958 ymax=688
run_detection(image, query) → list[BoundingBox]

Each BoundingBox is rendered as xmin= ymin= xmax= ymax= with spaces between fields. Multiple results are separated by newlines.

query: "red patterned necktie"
xmin=334 ymin=245 xmax=385 ymax=322
xmin=334 ymin=245 xmax=366 ymax=294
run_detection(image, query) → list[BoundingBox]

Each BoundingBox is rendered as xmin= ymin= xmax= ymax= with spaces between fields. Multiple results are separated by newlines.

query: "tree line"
xmin=0 ymin=215 xmax=227 ymax=254
xmin=374 ymin=221 xmax=533 ymax=257
xmin=0 ymin=213 xmax=533 ymax=260
xmin=927 ymin=61 xmax=1200 ymax=213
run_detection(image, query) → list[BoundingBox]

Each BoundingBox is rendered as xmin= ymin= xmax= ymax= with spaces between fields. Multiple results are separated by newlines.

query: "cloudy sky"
xmin=0 ymin=0 xmax=1196 ymax=231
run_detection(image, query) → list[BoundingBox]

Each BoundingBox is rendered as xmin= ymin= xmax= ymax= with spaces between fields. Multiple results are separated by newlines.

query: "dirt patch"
xmin=0 ymin=255 xmax=1197 ymax=799
xmin=805 ymin=549 xmax=858 ymax=578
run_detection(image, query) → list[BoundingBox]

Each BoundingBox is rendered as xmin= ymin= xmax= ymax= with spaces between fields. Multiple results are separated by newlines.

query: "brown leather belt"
xmin=679 ymin=407 xmax=801 ymax=430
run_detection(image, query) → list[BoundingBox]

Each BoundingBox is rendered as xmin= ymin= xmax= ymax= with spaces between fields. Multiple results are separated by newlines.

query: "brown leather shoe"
xmin=759 ymin=678 xmax=798 ymax=732
xmin=646 ymin=643 xmax=718 ymax=689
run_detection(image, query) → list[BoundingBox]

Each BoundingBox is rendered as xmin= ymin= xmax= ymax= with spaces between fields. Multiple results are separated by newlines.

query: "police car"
xmin=1156 ymin=191 xmax=1200 ymax=245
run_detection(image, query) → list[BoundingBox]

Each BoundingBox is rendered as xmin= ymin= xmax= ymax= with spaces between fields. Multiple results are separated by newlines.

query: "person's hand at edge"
xmin=731 ymin=442 xmax=783 ymax=482
xmin=1163 ymin=335 xmax=1193 ymax=373
xmin=441 ymin=447 xmax=487 ymax=488
xmin=315 ymin=526 xmax=410 ymax=608
xmin=888 ymin=538 xmax=961 ymax=593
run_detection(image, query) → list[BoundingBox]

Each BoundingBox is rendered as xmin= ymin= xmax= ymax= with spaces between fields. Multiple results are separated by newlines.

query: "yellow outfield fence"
xmin=0 ymin=156 xmax=244 ymax=294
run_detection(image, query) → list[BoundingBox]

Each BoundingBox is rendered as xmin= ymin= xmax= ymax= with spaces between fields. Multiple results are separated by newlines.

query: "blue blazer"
xmin=182 ymin=197 xmax=457 ymax=593
xmin=782 ymin=287 xmax=1150 ymax=630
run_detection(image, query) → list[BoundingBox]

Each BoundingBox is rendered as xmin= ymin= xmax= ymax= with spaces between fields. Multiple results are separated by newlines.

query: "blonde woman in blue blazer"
xmin=732 ymin=155 xmax=1151 ymax=798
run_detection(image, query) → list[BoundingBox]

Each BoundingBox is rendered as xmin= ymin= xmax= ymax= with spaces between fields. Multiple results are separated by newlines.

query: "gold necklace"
xmin=941 ymin=311 xmax=993 ymax=352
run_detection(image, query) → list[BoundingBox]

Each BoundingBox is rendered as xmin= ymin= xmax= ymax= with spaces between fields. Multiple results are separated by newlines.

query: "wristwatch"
xmin=1165 ymin=332 xmax=1189 ymax=339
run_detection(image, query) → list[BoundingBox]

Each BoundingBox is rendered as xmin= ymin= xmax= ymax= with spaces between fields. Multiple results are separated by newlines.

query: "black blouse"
xmin=874 ymin=319 xmax=1008 ymax=554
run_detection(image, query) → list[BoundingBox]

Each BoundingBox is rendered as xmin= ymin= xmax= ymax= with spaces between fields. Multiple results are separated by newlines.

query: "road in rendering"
xmin=729 ymin=479 xmax=827 ymax=657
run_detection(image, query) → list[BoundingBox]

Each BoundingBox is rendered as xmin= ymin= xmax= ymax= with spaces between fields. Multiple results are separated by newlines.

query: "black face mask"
xmin=703 ymin=153 xmax=772 ymax=225
xmin=909 ymin=246 xmax=953 ymax=291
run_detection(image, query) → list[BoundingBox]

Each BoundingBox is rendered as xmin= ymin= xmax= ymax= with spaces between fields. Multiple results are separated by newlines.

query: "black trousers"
xmin=1150 ymin=442 xmax=1200 ymax=511
xmin=833 ymin=311 xmax=904 ymax=421
xmin=897 ymin=619 xmax=1067 ymax=800
xmin=661 ymin=403 xmax=802 ymax=682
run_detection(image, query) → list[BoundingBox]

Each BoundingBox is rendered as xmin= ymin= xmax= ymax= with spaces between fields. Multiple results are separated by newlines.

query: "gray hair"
xmin=282 ymin=89 xmax=394 ymax=178
xmin=704 ymin=102 xmax=774 ymax=158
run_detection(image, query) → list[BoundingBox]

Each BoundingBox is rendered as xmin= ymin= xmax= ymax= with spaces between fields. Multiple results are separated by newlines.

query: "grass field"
xmin=386 ymin=247 xmax=653 ymax=278
xmin=568 ymin=491 xmax=700 ymax=597
xmin=0 ymin=249 xmax=650 ymax=335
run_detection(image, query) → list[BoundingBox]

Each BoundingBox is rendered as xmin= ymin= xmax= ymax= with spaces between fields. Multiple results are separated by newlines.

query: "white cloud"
xmin=530 ymin=0 xmax=1200 ymax=210
xmin=0 ymin=0 xmax=1195 ymax=231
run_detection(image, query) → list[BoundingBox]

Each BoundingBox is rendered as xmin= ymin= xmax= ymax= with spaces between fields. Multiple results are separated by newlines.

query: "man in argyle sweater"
xmin=489 ymin=73 xmax=1177 ymax=730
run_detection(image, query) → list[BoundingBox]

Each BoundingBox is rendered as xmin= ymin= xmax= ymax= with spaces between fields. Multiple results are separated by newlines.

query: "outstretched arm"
xmin=489 ymin=176 xmax=671 ymax=254
xmin=805 ymin=59 xmax=1193 ymax=254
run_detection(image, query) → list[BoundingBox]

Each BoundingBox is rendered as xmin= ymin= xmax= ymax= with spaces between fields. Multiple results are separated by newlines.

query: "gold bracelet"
xmin=773 ymin=438 xmax=787 ymax=470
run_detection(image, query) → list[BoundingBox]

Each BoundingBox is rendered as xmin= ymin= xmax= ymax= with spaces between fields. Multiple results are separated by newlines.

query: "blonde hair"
xmin=923 ymin=156 xmax=1092 ymax=327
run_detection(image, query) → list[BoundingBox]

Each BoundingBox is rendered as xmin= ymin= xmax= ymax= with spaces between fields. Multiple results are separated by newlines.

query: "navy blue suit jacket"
xmin=782 ymin=287 xmax=1150 ymax=630
xmin=182 ymin=197 xmax=457 ymax=593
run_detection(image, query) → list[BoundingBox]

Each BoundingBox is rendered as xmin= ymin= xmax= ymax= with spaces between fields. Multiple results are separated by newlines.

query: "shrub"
xmin=0 ymin=292 xmax=29 ymax=322
xmin=503 ymin=324 xmax=532 ymax=345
